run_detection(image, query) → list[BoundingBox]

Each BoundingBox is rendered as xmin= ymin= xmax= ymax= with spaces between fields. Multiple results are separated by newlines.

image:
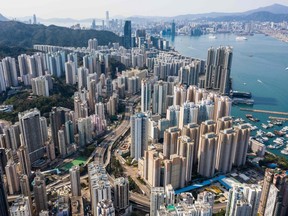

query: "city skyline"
xmin=1 ymin=0 xmax=288 ymax=19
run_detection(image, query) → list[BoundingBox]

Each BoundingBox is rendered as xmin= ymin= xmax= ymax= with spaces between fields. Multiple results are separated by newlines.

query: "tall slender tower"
xmin=130 ymin=113 xmax=148 ymax=160
xmin=70 ymin=166 xmax=81 ymax=197
xmin=124 ymin=21 xmax=132 ymax=49
xmin=198 ymin=132 xmax=218 ymax=178
xmin=141 ymin=79 xmax=152 ymax=113
xmin=258 ymin=169 xmax=288 ymax=216
xmin=114 ymin=177 xmax=129 ymax=211
xmin=0 ymin=168 xmax=9 ymax=216
xmin=33 ymin=172 xmax=48 ymax=215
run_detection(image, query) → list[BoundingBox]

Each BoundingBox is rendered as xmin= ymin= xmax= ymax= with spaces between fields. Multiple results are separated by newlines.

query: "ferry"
xmin=209 ymin=35 xmax=217 ymax=39
xmin=236 ymin=36 xmax=248 ymax=41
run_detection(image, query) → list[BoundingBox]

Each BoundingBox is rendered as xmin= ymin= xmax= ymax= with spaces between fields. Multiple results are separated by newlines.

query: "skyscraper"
xmin=198 ymin=132 xmax=218 ymax=178
xmin=204 ymin=46 xmax=233 ymax=95
xmin=130 ymin=113 xmax=148 ymax=160
xmin=141 ymin=79 xmax=152 ymax=113
xmin=70 ymin=166 xmax=81 ymax=197
xmin=33 ymin=172 xmax=48 ymax=215
xmin=258 ymin=169 xmax=288 ymax=216
xmin=123 ymin=21 xmax=132 ymax=49
xmin=5 ymin=160 xmax=20 ymax=195
xmin=171 ymin=20 xmax=176 ymax=37
xmin=163 ymin=127 xmax=181 ymax=159
xmin=233 ymin=124 xmax=250 ymax=166
xmin=18 ymin=108 xmax=45 ymax=163
xmin=226 ymin=185 xmax=253 ymax=216
xmin=0 ymin=168 xmax=9 ymax=216
xmin=150 ymin=187 xmax=165 ymax=216
xmin=114 ymin=177 xmax=129 ymax=211
xmin=215 ymin=128 xmax=236 ymax=174
xmin=106 ymin=11 xmax=110 ymax=28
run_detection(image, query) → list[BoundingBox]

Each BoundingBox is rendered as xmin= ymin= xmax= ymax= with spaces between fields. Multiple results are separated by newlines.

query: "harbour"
xmin=240 ymin=108 xmax=288 ymax=116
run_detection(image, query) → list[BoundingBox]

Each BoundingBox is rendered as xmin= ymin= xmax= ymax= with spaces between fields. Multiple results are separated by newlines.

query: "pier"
xmin=240 ymin=108 xmax=288 ymax=116
xmin=268 ymin=116 xmax=288 ymax=121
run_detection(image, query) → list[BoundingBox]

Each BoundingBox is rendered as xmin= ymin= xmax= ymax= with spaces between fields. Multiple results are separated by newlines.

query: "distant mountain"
xmin=0 ymin=13 xmax=9 ymax=21
xmin=0 ymin=21 xmax=122 ymax=48
xmin=244 ymin=3 xmax=288 ymax=15
xmin=210 ymin=11 xmax=288 ymax=22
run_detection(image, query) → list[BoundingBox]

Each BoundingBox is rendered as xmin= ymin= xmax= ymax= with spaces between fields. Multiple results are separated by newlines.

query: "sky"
xmin=2 ymin=0 xmax=288 ymax=19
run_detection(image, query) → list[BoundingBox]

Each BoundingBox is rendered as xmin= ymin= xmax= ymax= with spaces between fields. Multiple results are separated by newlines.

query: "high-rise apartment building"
xmin=70 ymin=166 xmax=81 ymax=197
xmin=33 ymin=173 xmax=48 ymax=215
xmin=18 ymin=109 xmax=46 ymax=163
xmin=141 ymin=79 xmax=152 ymax=113
xmin=198 ymin=132 xmax=218 ymax=178
xmin=258 ymin=169 xmax=288 ymax=216
xmin=150 ymin=187 xmax=165 ymax=216
xmin=233 ymin=124 xmax=250 ymax=166
xmin=215 ymin=128 xmax=236 ymax=174
xmin=0 ymin=168 xmax=9 ymax=216
xmin=163 ymin=127 xmax=181 ymax=159
xmin=130 ymin=113 xmax=148 ymax=160
xmin=182 ymin=123 xmax=200 ymax=165
xmin=114 ymin=177 xmax=129 ymax=211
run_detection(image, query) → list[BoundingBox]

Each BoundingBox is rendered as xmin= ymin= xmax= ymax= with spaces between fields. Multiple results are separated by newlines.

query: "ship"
xmin=232 ymin=98 xmax=254 ymax=105
xmin=236 ymin=36 xmax=248 ymax=41
xmin=208 ymin=35 xmax=217 ymax=39
xmin=231 ymin=91 xmax=252 ymax=99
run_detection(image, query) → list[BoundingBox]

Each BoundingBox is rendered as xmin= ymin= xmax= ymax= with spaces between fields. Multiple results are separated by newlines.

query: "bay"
xmin=165 ymin=34 xmax=288 ymax=158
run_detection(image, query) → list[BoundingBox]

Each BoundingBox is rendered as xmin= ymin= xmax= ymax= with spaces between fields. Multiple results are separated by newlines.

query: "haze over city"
xmin=1 ymin=0 xmax=288 ymax=18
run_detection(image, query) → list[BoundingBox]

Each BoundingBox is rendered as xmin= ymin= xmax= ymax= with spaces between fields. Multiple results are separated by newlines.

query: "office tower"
xmin=114 ymin=177 xmax=129 ymax=211
xmin=215 ymin=128 xmax=236 ymax=174
xmin=0 ymin=168 xmax=9 ymax=216
xmin=65 ymin=61 xmax=77 ymax=85
xmin=141 ymin=79 xmax=152 ymax=113
xmin=233 ymin=124 xmax=250 ymax=166
xmin=33 ymin=173 xmax=48 ymax=215
xmin=152 ymin=80 xmax=168 ymax=115
xmin=70 ymin=166 xmax=81 ymax=197
xmin=164 ymin=154 xmax=186 ymax=189
xmin=177 ymin=136 xmax=194 ymax=183
xmin=171 ymin=20 xmax=176 ymax=37
xmin=179 ymin=102 xmax=198 ymax=129
xmin=226 ymin=185 xmax=252 ymax=216
xmin=216 ymin=116 xmax=233 ymax=134
xmin=182 ymin=123 xmax=200 ymax=165
xmin=163 ymin=127 xmax=181 ymax=159
xmin=130 ymin=113 xmax=148 ymax=160
xmin=142 ymin=150 xmax=162 ymax=187
xmin=5 ymin=160 xmax=20 ymax=194
xmin=10 ymin=196 xmax=32 ymax=216
xmin=199 ymin=120 xmax=216 ymax=136
xmin=17 ymin=145 xmax=31 ymax=176
xmin=97 ymin=200 xmax=115 ymax=216
xmin=259 ymin=169 xmax=288 ymax=216
xmin=50 ymin=107 xmax=72 ymax=150
xmin=214 ymin=96 xmax=232 ymax=121
xmin=2 ymin=57 xmax=18 ymax=87
xmin=165 ymin=184 xmax=175 ymax=205
xmin=18 ymin=108 xmax=45 ymax=163
xmin=106 ymin=11 xmax=110 ymax=28
xmin=150 ymin=187 xmax=165 ymax=216
xmin=124 ymin=21 xmax=132 ymax=49
xmin=198 ymin=133 xmax=218 ymax=178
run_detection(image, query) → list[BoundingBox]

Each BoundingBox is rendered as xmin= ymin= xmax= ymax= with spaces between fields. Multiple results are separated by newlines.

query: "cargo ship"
xmin=231 ymin=91 xmax=253 ymax=105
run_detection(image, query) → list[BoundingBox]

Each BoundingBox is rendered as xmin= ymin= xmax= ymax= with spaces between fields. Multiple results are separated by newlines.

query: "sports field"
xmin=60 ymin=156 xmax=88 ymax=171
